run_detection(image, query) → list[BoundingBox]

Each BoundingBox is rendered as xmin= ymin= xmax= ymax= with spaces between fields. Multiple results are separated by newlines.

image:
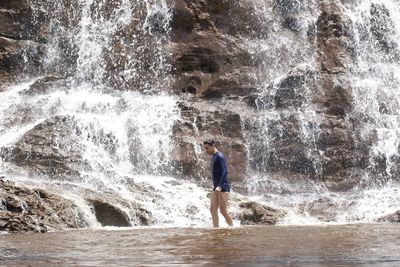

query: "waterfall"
xmin=239 ymin=0 xmax=400 ymax=224
xmin=2 ymin=0 xmax=400 ymax=228
xmin=348 ymin=0 xmax=400 ymax=181
xmin=0 ymin=0 xmax=215 ymax=227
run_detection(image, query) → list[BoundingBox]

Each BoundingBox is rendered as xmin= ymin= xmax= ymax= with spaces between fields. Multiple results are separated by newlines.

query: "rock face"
xmin=168 ymin=0 xmax=398 ymax=192
xmin=0 ymin=177 xmax=86 ymax=233
xmin=0 ymin=0 xmax=44 ymax=88
xmin=377 ymin=211 xmax=400 ymax=223
xmin=169 ymin=0 xmax=267 ymax=191
xmin=236 ymin=201 xmax=286 ymax=225
xmin=1 ymin=115 xmax=86 ymax=177
xmin=88 ymin=199 xmax=132 ymax=227
xmin=170 ymin=0 xmax=255 ymax=98
xmin=302 ymin=198 xmax=338 ymax=222
xmin=2 ymin=0 xmax=395 ymax=192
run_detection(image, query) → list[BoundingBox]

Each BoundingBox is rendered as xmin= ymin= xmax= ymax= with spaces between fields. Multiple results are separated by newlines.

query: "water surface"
xmin=1 ymin=224 xmax=400 ymax=266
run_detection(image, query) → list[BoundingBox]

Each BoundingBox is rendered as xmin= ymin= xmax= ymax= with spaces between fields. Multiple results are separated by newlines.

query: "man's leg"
xmin=219 ymin=192 xmax=233 ymax=226
xmin=210 ymin=191 xmax=219 ymax=227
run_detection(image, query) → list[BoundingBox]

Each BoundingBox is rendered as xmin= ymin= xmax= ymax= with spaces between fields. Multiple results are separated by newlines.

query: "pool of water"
xmin=1 ymin=224 xmax=400 ymax=266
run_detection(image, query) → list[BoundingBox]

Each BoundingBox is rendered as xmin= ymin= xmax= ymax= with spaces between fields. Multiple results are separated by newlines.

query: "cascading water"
xmin=349 ymin=0 xmax=400 ymax=180
xmin=2 ymin=0 xmax=400 ymax=229
xmin=239 ymin=0 xmax=400 ymax=224
xmin=0 ymin=0 xmax=216 ymax=227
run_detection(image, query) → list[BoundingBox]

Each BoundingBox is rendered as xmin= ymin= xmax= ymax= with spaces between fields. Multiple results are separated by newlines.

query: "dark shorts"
xmin=213 ymin=187 xmax=230 ymax=193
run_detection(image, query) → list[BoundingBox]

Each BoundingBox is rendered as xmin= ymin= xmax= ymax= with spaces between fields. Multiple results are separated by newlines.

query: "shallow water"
xmin=1 ymin=224 xmax=400 ymax=266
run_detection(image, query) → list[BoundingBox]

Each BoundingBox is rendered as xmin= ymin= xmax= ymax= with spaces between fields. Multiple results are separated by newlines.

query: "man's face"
xmin=203 ymin=144 xmax=214 ymax=155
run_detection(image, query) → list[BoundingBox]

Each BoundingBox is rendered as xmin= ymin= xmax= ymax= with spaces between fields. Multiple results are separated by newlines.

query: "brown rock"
xmin=170 ymin=0 xmax=256 ymax=99
xmin=88 ymin=199 xmax=132 ymax=227
xmin=174 ymin=47 xmax=219 ymax=75
xmin=0 ymin=10 xmax=23 ymax=39
xmin=236 ymin=201 xmax=286 ymax=225
xmin=304 ymin=198 xmax=337 ymax=222
xmin=377 ymin=211 xmax=400 ymax=223
xmin=0 ymin=177 xmax=86 ymax=233
xmin=0 ymin=0 xmax=30 ymax=10
xmin=0 ymin=115 xmax=85 ymax=177
xmin=0 ymin=0 xmax=47 ymax=83
xmin=316 ymin=4 xmax=354 ymax=74
xmin=0 ymin=37 xmax=21 ymax=83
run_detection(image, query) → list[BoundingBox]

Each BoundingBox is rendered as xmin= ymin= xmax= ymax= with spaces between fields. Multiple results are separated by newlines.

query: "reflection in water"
xmin=1 ymin=225 xmax=400 ymax=266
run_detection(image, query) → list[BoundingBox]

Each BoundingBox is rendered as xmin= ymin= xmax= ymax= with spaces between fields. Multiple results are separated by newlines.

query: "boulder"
xmin=88 ymin=199 xmax=132 ymax=227
xmin=304 ymin=198 xmax=338 ymax=222
xmin=0 ymin=115 xmax=85 ymax=177
xmin=377 ymin=211 xmax=400 ymax=223
xmin=236 ymin=201 xmax=286 ymax=225
xmin=0 ymin=177 xmax=86 ymax=233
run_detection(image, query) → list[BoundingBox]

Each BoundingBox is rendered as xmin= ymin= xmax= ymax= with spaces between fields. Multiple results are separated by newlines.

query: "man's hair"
xmin=203 ymin=139 xmax=215 ymax=147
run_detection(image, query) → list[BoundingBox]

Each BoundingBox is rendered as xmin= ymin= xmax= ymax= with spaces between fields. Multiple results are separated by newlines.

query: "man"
xmin=203 ymin=139 xmax=233 ymax=227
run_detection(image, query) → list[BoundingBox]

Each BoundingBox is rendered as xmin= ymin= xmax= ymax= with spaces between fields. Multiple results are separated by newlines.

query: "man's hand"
xmin=215 ymin=186 xmax=222 ymax=192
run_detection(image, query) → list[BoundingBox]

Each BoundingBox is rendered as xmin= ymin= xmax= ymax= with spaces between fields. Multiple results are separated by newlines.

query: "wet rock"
xmin=0 ymin=0 xmax=34 ymax=40
xmin=236 ymin=201 xmax=286 ymax=225
xmin=0 ymin=0 xmax=29 ymax=9
xmin=0 ymin=37 xmax=18 ymax=85
xmin=170 ymin=0 xmax=371 ymax=192
xmin=88 ymin=199 xmax=132 ymax=227
xmin=19 ymin=75 xmax=70 ymax=96
xmin=369 ymin=3 xmax=398 ymax=56
xmin=170 ymin=6 xmax=197 ymax=32
xmin=210 ymin=2 xmax=269 ymax=38
xmin=171 ymin=0 xmax=256 ymax=99
xmin=304 ymin=198 xmax=337 ymax=222
xmin=0 ymin=115 xmax=86 ymax=177
xmin=274 ymin=72 xmax=307 ymax=109
xmin=0 ymin=10 xmax=23 ymax=39
xmin=316 ymin=4 xmax=354 ymax=74
xmin=175 ymin=47 xmax=219 ymax=74
xmin=0 ymin=177 xmax=87 ymax=233
xmin=0 ymin=0 xmax=47 ymax=83
xmin=170 ymin=138 xmax=200 ymax=178
xmin=79 ymin=183 xmax=155 ymax=227
xmin=377 ymin=211 xmax=400 ymax=223
xmin=275 ymin=0 xmax=301 ymax=16
xmin=282 ymin=16 xmax=300 ymax=32
xmin=1 ymin=0 xmax=395 ymax=196
xmin=247 ymin=113 xmax=316 ymax=177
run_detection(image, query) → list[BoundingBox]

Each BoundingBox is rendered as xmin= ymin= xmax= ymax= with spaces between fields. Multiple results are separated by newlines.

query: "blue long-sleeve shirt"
xmin=211 ymin=151 xmax=231 ymax=192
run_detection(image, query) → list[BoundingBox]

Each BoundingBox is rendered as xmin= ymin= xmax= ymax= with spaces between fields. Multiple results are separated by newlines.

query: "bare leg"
xmin=219 ymin=192 xmax=233 ymax=226
xmin=210 ymin=191 xmax=219 ymax=227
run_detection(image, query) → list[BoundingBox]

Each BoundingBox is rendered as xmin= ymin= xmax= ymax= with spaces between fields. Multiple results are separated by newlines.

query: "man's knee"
xmin=210 ymin=206 xmax=218 ymax=214
xmin=220 ymin=208 xmax=230 ymax=217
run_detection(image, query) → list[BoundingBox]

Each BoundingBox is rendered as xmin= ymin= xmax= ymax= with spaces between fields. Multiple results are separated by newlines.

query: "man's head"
xmin=203 ymin=139 xmax=217 ymax=155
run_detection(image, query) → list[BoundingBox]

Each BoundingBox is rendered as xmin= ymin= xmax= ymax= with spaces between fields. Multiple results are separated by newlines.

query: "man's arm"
xmin=216 ymin=155 xmax=228 ymax=191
